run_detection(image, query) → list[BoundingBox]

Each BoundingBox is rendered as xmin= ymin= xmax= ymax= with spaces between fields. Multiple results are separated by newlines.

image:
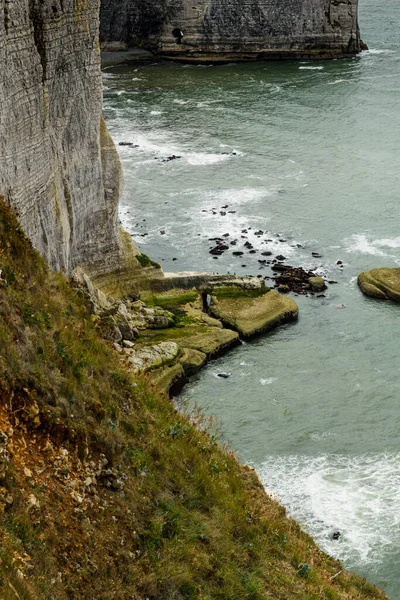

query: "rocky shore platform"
xmin=75 ymin=269 xmax=298 ymax=396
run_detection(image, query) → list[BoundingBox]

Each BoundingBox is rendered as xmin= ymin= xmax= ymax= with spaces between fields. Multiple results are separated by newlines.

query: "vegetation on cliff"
xmin=0 ymin=199 xmax=387 ymax=599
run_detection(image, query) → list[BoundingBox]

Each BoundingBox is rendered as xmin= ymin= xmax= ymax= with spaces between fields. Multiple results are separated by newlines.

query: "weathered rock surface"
xmin=358 ymin=268 xmax=400 ymax=302
xmin=100 ymin=0 xmax=363 ymax=62
xmin=0 ymin=0 xmax=137 ymax=277
xmin=210 ymin=286 xmax=299 ymax=339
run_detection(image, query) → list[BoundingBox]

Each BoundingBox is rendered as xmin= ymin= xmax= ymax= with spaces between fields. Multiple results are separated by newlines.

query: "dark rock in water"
xmin=249 ymin=249 xmax=257 ymax=254
xmin=254 ymin=230 xmax=264 ymax=236
xmin=230 ymin=240 xmax=237 ymax=245
xmin=228 ymin=211 xmax=236 ymax=214
xmin=279 ymin=239 xmax=287 ymax=243
xmin=271 ymin=264 xmax=291 ymax=273
xmin=172 ymin=258 xmax=177 ymax=261
xmin=162 ymin=155 xmax=181 ymax=162
xmin=244 ymin=241 xmax=253 ymax=249
xmin=217 ymin=372 xmax=230 ymax=379
xmin=213 ymin=256 xmax=219 ymax=259
xmin=119 ymin=141 xmax=139 ymax=147
xmin=312 ymin=252 xmax=322 ymax=258
xmin=309 ymin=277 xmax=326 ymax=292
xmin=273 ymin=266 xmax=328 ymax=295
xmin=222 ymin=233 xmax=230 ymax=237
xmin=210 ymin=244 xmax=229 ymax=255
xmin=278 ymin=284 xmax=290 ymax=293
xmin=261 ymin=251 xmax=272 ymax=256
xmin=328 ymin=280 xmax=338 ymax=284
xmin=233 ymin=251 xmax=244 ymax=256
xmin=241 ymin=229 xmax=248 ymax=234
xmin=331 ymin=531 xmax=341 ymax=541
xmin=337 ymin=260 xmax=343 ymax=265
xmin=160 ymin=230 xmax=166 ymax=235
xmin=276 ymin=255 xmax=286 ymax=261
xmin=258 ymin=259 xmax=267 ymax=264
xmin=220 ymin=211 xmax=227 ymax=216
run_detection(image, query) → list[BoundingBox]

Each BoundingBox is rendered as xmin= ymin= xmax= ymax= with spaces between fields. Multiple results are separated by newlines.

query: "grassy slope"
xmin=0 ymin=200 xmax=388 ymax=600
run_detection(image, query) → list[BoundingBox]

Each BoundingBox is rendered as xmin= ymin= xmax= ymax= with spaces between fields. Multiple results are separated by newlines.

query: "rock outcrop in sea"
xmin=100 ymin=0 xmax=363 ymax=62
xmin=358 ymin=268 xmax=400 ymax=302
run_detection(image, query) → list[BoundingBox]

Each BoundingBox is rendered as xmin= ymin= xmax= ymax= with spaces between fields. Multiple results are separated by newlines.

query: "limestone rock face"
xmin=100 ymin=0 xmax=362 ymax=61
xmin=0 ymin=0 xmax=126 ymax=276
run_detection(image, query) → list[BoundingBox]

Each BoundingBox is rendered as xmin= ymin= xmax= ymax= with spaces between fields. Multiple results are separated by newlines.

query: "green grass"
xmin=212 ymin=285 xmax=269 ymax=299
xmin=0 ymin=199 xmax=388 ymax=600
xmin=136 ymin=253 xmax=161 ymax=269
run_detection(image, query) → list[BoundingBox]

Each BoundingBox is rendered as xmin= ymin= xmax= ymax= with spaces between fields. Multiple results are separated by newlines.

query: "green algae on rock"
xmin=209 ymin=285 xmax=299 ymax=339
xmin=358 ymin=268 xmax=400 ymax=302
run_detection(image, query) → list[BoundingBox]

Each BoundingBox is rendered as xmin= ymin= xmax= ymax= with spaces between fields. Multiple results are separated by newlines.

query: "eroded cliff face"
xmin=0 ymin=0 xmax=129 ymax=276
xmin=100 ymin=0 xmax=362 ymax=61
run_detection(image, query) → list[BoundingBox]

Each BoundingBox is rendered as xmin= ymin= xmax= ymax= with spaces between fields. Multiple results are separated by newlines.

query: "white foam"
xmin=150 ymin=110 xmax=163 ymax=116
xmin=299 ymin=66 xmax=324 ymax=70
xmin=259 ymin=377 xmax=277 ymax=386
xmin=328 ymin=79 xmax=347 ymax=85
xmin=258 ymin=453 xmax=400 ymax=567
xmin=363 ymin=48 xmax=395 ymax=55
xmin=374 ymin=237 xmax=400 ymax=249
xmin=345 ymin=234 xmax=388 ymax=257
xmin=185 ymin=152 xmax=231 ymax=166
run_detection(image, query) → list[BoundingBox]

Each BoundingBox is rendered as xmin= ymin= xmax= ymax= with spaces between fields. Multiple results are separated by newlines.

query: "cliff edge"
xmin=100 ymin=0 xmax=363 ymax=62
xmin=0 ymin=0 xmax=136 ymax=277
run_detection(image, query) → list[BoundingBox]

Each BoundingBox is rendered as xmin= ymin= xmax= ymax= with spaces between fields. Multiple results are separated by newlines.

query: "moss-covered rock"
xmin=358 ymin=268 xmax=400 ymax=302
xmin=210 ymin=287 xmax=298 ymax=339
xmin=308 ymin=276 xmax=326 ymax=292
xmin=180 ymin=348 xmax=207 ymax=375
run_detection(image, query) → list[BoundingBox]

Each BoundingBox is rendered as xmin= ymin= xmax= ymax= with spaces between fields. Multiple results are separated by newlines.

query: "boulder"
xmin=358 ymin=268 xmax=400 ymax=302
xmin=308 ymin=276 xmax=326 ymax=292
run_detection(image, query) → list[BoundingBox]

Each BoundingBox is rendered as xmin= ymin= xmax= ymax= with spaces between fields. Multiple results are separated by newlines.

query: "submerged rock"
xmin=358 ymin=268 xmax=400 ymax=302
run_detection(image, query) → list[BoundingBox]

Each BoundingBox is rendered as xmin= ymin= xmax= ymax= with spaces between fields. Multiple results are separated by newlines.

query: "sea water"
xmin=103 ymin=0 xmax=400 ymax=594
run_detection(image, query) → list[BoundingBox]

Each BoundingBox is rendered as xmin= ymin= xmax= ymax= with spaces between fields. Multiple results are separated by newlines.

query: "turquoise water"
xmin=103 ymin=1 xmax=400 ymax=595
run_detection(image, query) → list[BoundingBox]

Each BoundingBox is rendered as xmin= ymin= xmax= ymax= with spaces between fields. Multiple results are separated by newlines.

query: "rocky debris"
xmin=73 ymin=269 xmax=175 ymax=343
xmin=125 ymin=342 xmax=180 ymax=374
xmin=273 ymin=266 xmax=327 ymax=295
xmin=0 ymin=430 xmax=10 ymax=480
xmin=98 ymin=468 xmax=126 ymax=491
xmin=210 ymin=244 xmax=229 ymax=256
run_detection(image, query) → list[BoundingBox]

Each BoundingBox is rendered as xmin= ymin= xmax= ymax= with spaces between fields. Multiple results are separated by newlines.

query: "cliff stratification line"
xmin=100 ymin=0 xmax=363 ymax=62
xmin=0 ymin=0 xmax=128 ymax=276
